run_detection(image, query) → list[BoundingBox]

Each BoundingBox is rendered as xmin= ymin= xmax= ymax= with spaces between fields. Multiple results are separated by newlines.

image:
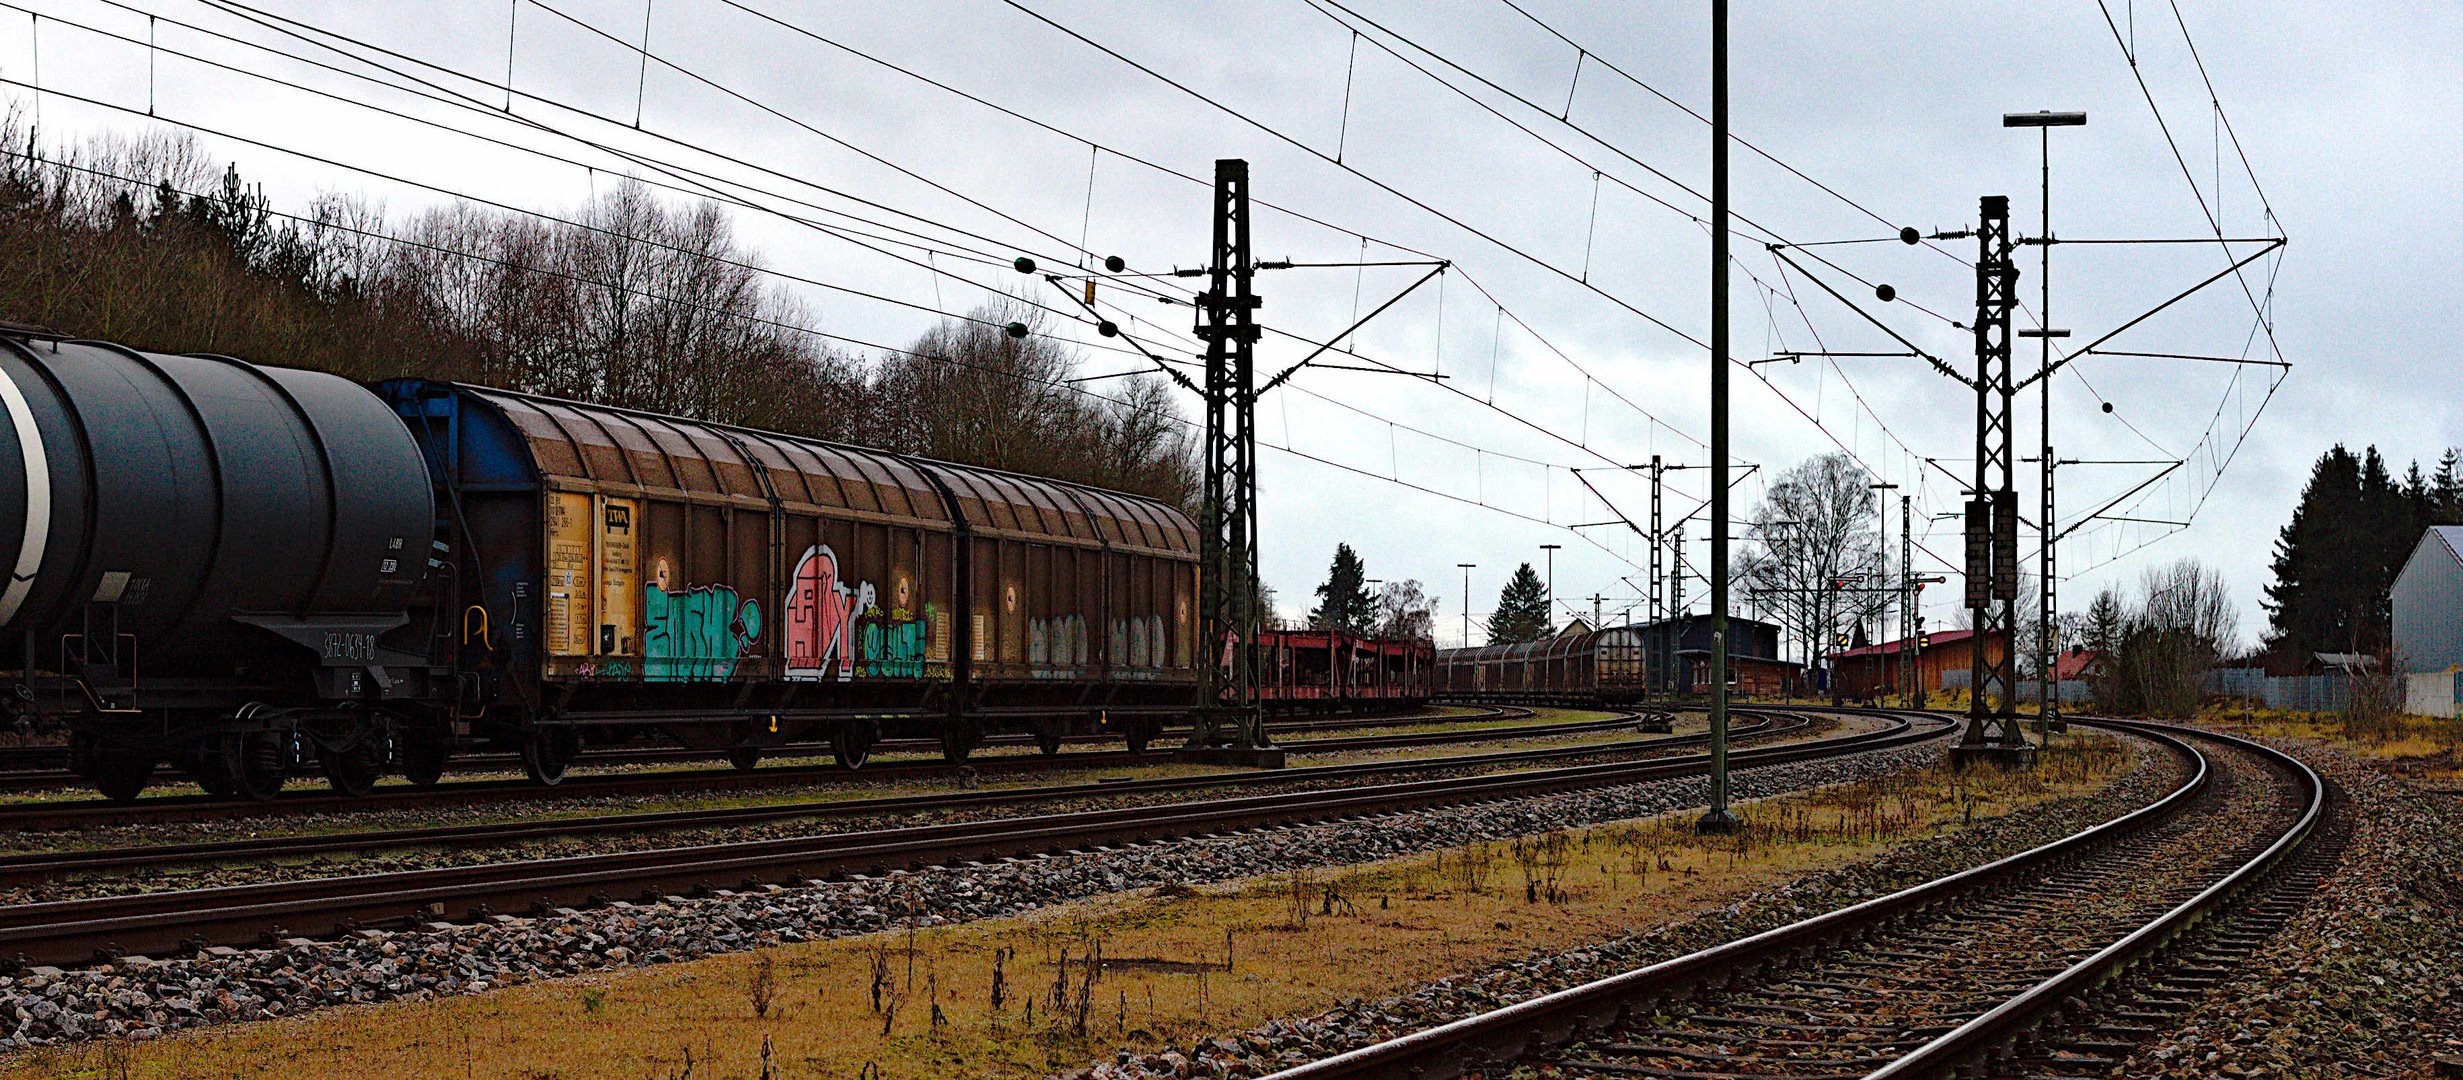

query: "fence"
xmin=2204 ymin=668 xmax=2352 ymax=712
xmin=1940 ymin=669 xmax=2093 ymax=704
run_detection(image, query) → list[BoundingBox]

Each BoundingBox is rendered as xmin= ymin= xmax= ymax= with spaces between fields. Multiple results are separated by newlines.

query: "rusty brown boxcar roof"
xmin=456 ymin=385 xmax=1196 ymax=557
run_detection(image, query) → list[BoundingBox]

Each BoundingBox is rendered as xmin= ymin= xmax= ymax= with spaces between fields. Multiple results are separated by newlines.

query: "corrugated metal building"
xmin=2394 ymin=525 xmax=2463 ymax=674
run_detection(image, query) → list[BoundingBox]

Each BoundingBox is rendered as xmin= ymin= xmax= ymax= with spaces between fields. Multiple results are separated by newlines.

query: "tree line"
xmin=2261 ymin=443 xmax=2463 ymax=664
xmin=0 ymin=116 xmax=1197 ymax=509
xmin=1285 ymin=543 xmax=1436 ymax=642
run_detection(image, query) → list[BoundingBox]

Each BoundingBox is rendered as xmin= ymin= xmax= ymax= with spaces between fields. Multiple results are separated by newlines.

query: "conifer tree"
xmin=1308 ymin=543 xmax=1375 ymax=636
xmin=1485 ymin=563 xmax=1554 ymax=644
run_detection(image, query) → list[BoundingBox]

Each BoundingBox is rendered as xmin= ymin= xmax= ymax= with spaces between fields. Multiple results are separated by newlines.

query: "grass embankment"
xmin=2198 ymin=702 xmax=2463 ymax=783
xmin=10 ymin=732 xmax=2133 ymax=1080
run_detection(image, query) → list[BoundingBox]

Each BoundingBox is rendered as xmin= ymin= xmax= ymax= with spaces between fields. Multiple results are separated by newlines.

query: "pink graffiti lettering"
xmin=785 ymin=545 xmax=856 ymax=681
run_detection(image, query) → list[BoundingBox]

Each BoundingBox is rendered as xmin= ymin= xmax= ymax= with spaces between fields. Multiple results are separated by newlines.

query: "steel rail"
xmin=0 ymin=706 xmax=1545 ymax=793
xmin=1866 ymin=719 xmax=2325 ymax=1078
xmin=1262 ymin=717 xmax=2321 ymax=1080
xmin=0 ymin=710 xmax=1938 ymax=970
xmin=0 ymin=709 xmax=1738 ymax=884
xmin=4 ymin=706 xmax=1672 ymax=826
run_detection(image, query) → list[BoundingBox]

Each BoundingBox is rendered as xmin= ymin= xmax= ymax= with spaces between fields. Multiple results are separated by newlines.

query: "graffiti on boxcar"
xmin=1108 ymin=615 xmax=1168 ymax=670
xmin=643 ymin=558 xmax=761 ymax=681
xmin=784 ymin=544 xmax=856 ymax=681
xmin=1029 ymin=615 xmax=1089 ymax=671
xmin=859 ymin=602 xmax=937 ymax=678
xmin=786 ymin=547 xmax=948 ymax=680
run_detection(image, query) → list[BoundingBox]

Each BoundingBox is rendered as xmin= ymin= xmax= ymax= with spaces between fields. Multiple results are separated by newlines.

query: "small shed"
xmin=2392 ymin=526 xmax=2463 ymax=673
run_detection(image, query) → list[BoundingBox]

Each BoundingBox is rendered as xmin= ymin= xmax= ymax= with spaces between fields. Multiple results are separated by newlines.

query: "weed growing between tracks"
xmin=12 ymin=731 xmax=2129 ymax=1080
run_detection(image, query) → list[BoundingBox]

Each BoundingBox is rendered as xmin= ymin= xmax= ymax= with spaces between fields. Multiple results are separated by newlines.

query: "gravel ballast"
xmin=1 ymin=733 xmax=1933 ymax=1053
xmin=1071 ymin=735 xmax=2181 ymax=1079
xmin=2116 ymin=733 xmax=2463 ymax=1079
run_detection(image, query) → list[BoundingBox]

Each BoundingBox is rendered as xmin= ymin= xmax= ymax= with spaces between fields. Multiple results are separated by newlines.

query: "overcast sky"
xmin=4 ymin=1 xmax=2454 ymax=652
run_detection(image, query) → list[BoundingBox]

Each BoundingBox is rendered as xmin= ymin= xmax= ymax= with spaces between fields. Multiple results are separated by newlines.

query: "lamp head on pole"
xmin=2003 ymin=110 xmax=2086 ymax=128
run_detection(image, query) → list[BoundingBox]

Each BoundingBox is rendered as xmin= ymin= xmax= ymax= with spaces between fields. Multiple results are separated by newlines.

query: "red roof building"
xmin=1826 ymin=628 xmax=2009 ymax=699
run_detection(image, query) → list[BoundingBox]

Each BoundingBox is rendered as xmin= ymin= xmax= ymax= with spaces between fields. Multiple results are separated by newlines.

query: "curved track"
xmin=1261 ymin=718 xmax=2330 ymax=1080
xmin=0 ymin=708 xmax=1937 ymax=971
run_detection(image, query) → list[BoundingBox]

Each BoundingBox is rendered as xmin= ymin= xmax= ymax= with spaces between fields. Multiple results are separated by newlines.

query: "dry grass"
xmin=3 ymin=733 xmax=2128 ymax=1080
xmin=2200 ymin=702 xmax=2463 ymax=781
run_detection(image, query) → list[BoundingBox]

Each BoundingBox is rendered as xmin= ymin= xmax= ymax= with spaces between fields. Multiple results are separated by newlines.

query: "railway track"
xmin=0 ymin=706 xmax=1680 ymax=828
xmin=0 ymin=708 xmax=1939 ymax=971
xmin=0 ymin=706 xmax=1566 ymax=793
xmin=1260 ymin=718 xmax=2331 ymax=1080
xmin=0 ymin=710 xmax=1776 ymax=886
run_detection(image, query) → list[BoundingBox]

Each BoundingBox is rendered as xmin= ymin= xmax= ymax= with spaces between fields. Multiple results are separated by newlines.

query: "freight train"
xmin=1255 ymin=628 xmax=1434 ymax=712
xmin=1 ymin=333 xmax=1242 ymax=800
xmin=1435 ymin=616 xmax=1800 ymax=705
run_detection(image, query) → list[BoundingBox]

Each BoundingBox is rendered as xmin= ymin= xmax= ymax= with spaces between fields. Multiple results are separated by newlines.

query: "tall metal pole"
xmin=1960 ymin=194 xmax=2029 ymax=764
xmin=1870 ymin=481 xmax=1897 ymax=702
xmin=2003 ymin=108 xmax=2081 ymax=747
xmin=1699 ymin=0 xmax=1738 ymax=833
xmin=1901 ymin=494 xmax=1914 ymax=707
xmin=1649 ymin=457 xmax=1664 ymax=696
xmin=2036 ymin=125 xmax=2061 ymax=735
xmin=1458 ymin=563 xmax=1476 ymax=647
xmin=1193 ymin=158 xmax=1263 ymax=751
xmin=1540 ymin=544 xmax=1562 ymax=631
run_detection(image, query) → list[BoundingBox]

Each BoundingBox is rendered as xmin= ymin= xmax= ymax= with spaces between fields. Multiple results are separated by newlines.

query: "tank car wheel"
xmin=831 ymin=728 xmax=873 ymax=770
xmin=522 ymin=728 xmax=581 ymax=786
xmin=401 ymin=734 xmax=449 ymax=788
xmin=320 ymin=737 xmax=384 ymax=798
xmin=727 ymin=746 xmax=763 ymax=772
xmin=90 ymin=750 xmax=155 ymax=803
xmin=234 ymin=730 xmax=288 ymax=802
xmin=940 ymin=721 xmax=982 ymax=765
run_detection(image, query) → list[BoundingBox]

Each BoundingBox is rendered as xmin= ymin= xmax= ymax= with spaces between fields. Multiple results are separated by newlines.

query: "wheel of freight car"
xmin=940 ymin=721 xmax=982 ymax=765
xmin=1125 ymin=724 xmax=1153 ymax=756
xmin=727 ymin=745 xmax=763 ymax=772
xmin=400 ymin=732 xmax=449 ymax=788
xmin=1035 ymin=729 xmax=1063 ymax=756
xmin=320 ymin=734 xmax=384 ymax=797
xmin=234 ymin=729 xmax=288 ymax=802
xmin=186 ymin=737 xmax=244 ymax=798
xmin=90 ymin=749 xmax=155 ymax=803
xmin=831 ymin=728 xmax=873 ymax=770
xmin=522 ymin=727 xmax=581 ymax=786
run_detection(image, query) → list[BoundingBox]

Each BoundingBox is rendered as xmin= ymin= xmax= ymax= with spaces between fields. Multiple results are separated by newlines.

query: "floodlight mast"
xmin=2007 ymin=109 xmax=2085 ymax=735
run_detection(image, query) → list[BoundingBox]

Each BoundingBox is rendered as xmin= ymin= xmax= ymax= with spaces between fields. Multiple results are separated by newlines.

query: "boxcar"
xmin=381 ymin=381 xmax=1202 ymax=780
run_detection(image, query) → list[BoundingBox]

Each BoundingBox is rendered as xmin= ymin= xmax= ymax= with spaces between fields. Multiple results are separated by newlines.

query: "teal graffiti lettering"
xmin=857 ymin=603 xmax=937 ymax=679
xmin=644 ymin=581 xmax=762 ymax=682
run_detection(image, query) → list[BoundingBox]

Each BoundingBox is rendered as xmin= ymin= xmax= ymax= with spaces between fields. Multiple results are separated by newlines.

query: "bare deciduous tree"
xmin=0 ymin=112 xmax=1196 ymax=506
xmin=1736 ymin=453 xmax=1888 ymax=671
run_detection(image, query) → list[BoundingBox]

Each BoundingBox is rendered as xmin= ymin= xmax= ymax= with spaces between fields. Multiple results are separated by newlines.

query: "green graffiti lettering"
xmin=644 ymin=581 xmax=762 ymax=682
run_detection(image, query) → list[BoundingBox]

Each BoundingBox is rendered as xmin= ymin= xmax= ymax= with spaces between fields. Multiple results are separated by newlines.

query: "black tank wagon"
xmin=0 ymin=331 xmax=1200 ymax=800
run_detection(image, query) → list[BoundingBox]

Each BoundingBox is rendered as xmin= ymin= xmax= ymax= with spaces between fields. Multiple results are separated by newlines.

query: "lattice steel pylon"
xmin=1962 ymin=195 xmax=2029 ymax=759
xmin=1191 ymin=159 xmax=1266 ymax=749
xmin=1648 ymin=455 xmax=1665 ymax=697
